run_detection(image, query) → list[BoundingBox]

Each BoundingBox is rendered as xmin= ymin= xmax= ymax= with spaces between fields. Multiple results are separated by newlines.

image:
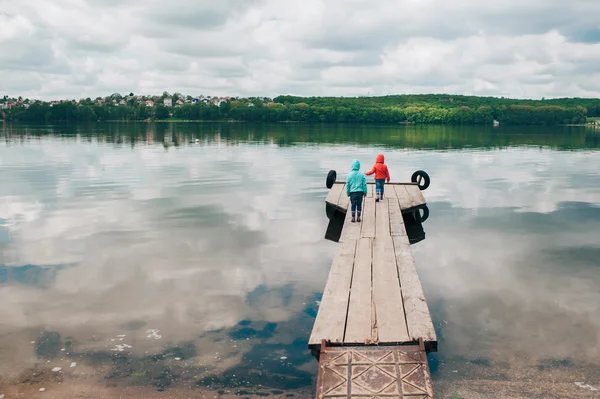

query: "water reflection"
xmin=0 ymin=264 xmax=68 ymax=288
xmin=2 ymin=122 xmax=600 ymax=150
xmin=1 ymin=123 xmax=599 ymax=397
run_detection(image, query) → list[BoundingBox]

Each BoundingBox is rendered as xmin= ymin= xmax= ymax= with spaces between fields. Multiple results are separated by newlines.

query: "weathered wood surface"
xmin=344 ymin=238 xmax=374 ymax=343
xmin=375 ymin=195 xmax=391 ymax=237
xmin=372 ymin=236 xmax=410 ymax=343
xmin=393 ymin=185 xmax=413 ymax=211
xmin=361 ymin=196 xmax=376 ymax=238
xmin=393 ymin=236 xmax=437 ymax=347
xmin=325 ymin=183 xmax=344 ymax=207
xmin=311 ymin=181 xmax=437 ymax=349
xmin=388 ymin=188 xmax=407 ymax=237
xmin=338 ymin=188 xmax=350 ymax=210
xmin=309 ymin=239 xmax=357 ymax=345
xmin=339 ymin=199 xmax=363 ymax=242
xmin=399 ymin=184 xmax=426 ymax=211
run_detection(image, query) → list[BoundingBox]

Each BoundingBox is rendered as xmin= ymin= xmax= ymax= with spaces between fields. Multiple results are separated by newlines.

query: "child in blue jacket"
xmin=346 ymin=159 xmax=368 ymax=222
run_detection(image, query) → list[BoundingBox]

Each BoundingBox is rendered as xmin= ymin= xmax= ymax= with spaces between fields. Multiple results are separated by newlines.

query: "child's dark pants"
xmin=375 ymin=179 xmax=385 ymax=198
xmin=350 ymin=192 xmax=363 ymax=215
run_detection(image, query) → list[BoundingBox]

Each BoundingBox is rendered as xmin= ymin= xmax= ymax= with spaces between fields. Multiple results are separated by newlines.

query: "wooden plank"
xmin=375 ymin=193 xmax=390 ymax=237
xmin=366 ymin=183 xmax=374 ymax=197
xmin=344 ymin=238 xmax=374 ymax=344
xmin=385 ymin=183 xmax=403 ymax=236
xmin=361 ymin=196 xmax=376 ymax=238
xmin=404 ymin=184 xmax=426 ymax=210
xmin=372 ymin=236 xmax=410 ymax=343
xmin=338 ymin=187 xmax=350 ymax=210
xmin=309 ymin=239 xmax=358 ymax=346
xmin=325 ymin=184 xmax=344 ymax=206
xmin=388 ymin=195 xmax=407 ymax=237
xmin=339 ymin=196 xmax=364 ymax=242
xmin=386 ymin=183 xmax=398 ymax=199
xmin=394 ymin=184 xmax=413 ymax=211
xmin=392 ymin=236 xmax=437 ymax=346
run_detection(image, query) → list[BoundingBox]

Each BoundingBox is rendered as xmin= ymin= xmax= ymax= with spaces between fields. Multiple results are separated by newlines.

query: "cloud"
xmin=1 ymin=0 xmax=600 ymax=99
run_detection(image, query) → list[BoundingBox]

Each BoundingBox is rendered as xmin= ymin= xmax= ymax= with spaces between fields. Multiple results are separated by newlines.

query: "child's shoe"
xmin=357 ymin=212 xmax=361 ymax=222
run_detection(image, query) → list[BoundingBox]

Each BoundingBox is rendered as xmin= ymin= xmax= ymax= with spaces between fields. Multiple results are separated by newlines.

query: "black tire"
xmin=417 ymin=205 xmax=429 ymax=223
xmin=411 ymin=170 xmax=430 ymax=190
xmin=326 ymin=170 xmax=337 ymax=189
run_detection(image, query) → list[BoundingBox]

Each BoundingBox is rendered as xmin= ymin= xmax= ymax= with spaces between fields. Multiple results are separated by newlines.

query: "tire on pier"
xmin=411 ymin=170 xmax=430 ymax=191
xmin=415 ymin=205 xmax=429 ymax=223
xmin=326 ymin=170 xmax=337 ymax=189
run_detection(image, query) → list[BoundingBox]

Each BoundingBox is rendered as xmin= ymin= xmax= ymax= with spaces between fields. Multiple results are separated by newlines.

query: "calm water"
xmin=1 ymin=123 xmax=599 ymax=398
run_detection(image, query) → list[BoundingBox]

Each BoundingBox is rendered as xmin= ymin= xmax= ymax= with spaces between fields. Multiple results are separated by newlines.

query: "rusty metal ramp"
xmin=316 ymin=343 xmax=434 ymax=399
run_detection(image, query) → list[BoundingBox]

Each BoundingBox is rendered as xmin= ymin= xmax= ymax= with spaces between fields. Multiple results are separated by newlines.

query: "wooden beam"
xmin=372 ymin=236 xmax=410 ymax=343
xmin=309 ymin=239 xmax=358 ymax=346
xmin=404 ymin=184 xmax=426 ymax=210
xmin=361 ymin=196 xmax=376 ymax=238
xmin=344 ymin=238 xmax=374 ymax=344
xmin=325 ymin=184 xmax=344 ymax=206
xmin=393 ymin=236 xmax=437 ymax=347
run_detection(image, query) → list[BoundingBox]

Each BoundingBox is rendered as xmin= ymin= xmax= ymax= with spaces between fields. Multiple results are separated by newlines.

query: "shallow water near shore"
xmin=1 ymin=122 xmax=599 ymax=398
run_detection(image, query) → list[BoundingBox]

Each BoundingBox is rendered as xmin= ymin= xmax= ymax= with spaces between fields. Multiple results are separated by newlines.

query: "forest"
xmin=2 ymin=94 xmax=597 ymax=125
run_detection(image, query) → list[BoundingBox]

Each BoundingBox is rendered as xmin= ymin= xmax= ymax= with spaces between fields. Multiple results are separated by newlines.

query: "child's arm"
xmin=385 ymin=165 xmax=391 ymax=182
xmin=365 ymin=164 xmax=376 ymax=176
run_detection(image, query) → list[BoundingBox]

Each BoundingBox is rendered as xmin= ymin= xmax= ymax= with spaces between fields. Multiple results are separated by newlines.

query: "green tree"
xmin=155 ymin=105 xmax=170 ymax=120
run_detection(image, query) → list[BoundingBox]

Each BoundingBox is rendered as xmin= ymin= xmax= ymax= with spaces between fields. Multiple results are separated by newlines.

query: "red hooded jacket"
xmin=365 ymin=154 xmax=390 ymax=181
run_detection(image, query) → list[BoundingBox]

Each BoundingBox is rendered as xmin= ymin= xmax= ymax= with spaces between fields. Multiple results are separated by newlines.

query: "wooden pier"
xmin=310 ymin=179 xmax=437 ymax=399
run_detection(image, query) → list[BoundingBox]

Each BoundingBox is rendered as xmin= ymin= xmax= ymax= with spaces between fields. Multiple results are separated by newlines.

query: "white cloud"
xmin=1 ymin=0 xmax=600 ymax=99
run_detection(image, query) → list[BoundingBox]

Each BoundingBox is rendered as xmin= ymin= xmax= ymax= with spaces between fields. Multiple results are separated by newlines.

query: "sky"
xmin=1 ymin=0 xmax=600 ymax=100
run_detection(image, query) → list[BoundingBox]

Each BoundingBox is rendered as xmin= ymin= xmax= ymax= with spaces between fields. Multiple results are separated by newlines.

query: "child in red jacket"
xmin=365 ymin=153 xmax=390 ymax=202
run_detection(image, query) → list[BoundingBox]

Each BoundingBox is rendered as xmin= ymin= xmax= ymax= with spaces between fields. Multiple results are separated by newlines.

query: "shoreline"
xmin=3 ymin=119 xmax=599 ymax=127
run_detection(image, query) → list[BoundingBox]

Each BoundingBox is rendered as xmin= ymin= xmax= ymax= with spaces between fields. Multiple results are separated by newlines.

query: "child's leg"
xmin=356 ymin=194 xmax=363 ymax=222
xmin=381 ymin=181 xmax=385 ymax=199
xmin=375 ymin=179 xmax=384 ymax=200
xmin=350 ymin=194 xmax=357 ymax=221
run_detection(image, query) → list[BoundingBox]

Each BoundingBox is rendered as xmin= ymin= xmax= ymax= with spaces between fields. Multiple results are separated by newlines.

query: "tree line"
xmin=2 ymin=94 xmax=595 ymax=125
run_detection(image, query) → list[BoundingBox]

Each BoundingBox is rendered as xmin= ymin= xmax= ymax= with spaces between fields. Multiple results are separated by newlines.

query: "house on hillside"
xmin=164 ymin=97 xmax=172 ymax=107
xmin=145 ymin=100 xmax=154 ymax=107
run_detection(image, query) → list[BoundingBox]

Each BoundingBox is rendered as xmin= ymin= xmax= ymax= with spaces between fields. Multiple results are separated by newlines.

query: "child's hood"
xmin=351 ymin=159 xmax=361 ymax=171
xmin=376 ymin=154 xmax=384 ymax=163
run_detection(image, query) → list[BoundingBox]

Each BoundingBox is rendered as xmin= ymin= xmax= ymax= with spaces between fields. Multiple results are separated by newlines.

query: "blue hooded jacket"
xmin=346 ymin=159 xmax=368 ymax=196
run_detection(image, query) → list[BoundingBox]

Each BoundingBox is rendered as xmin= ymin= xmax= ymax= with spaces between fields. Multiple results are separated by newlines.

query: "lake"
xmin=1 ymin=122 xmax=599 ymax=398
